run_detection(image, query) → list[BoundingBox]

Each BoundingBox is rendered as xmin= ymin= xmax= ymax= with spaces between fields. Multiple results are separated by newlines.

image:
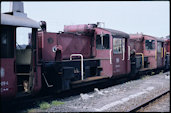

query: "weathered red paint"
xmin=94 ymin=28 xmax=113 ymax=77
xmin=37 ymin=32 xmax=57 ymax=61
xmin=130 ymin=34 xmax=166 ymax=69
xmin=37 ymin=31 xmax=92 ymax=61
xmin=94 ymin=28 xmax=130 ymax=77
xmin=0 ymin=59 xmax=17 ymax=100
xmin=166 ymin=39 xmax=170 ymax=53
xmin=64 ymin=24 xmax=96 ymax=34
xmin=57 ymin=33 xmax=91 ymax=59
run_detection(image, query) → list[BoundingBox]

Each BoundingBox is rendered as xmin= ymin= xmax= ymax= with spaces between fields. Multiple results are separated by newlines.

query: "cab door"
xmin=157 ymin=41 xmax=164 ymax=68
xmin=112 ymin=37 xmax=128 ymax=76
xmin=0 ymin=25 xmax=17 ymax=99
xmin=95 ymin=31 xmax=113 ymax=77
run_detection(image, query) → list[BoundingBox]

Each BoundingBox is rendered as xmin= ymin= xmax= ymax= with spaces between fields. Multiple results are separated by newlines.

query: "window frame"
xmin=96 ymin=34 xmax=110 ymax=50
xmin=157 ymin=41 xmax=162 ymax=53
xmin=145 ymin=39 xmax=155 ymax=50
xmin=113 ymin=37 xmax=125 ymax=54
xmin=0 ymin=25 xmax=15 ymax=58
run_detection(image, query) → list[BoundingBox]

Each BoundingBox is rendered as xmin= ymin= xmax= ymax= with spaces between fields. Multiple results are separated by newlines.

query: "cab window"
xmin=157 ymin=42 xmax=162 ymax=53
xmin=113 ymin=38 xmax=125 ymax=54
xmin=145 ymin=40 xmax=155 ymax=50
xmin=96 ymin=34 xmax=110 ymax=49
xmin=0 ymin=26 xmax=14 ymax=58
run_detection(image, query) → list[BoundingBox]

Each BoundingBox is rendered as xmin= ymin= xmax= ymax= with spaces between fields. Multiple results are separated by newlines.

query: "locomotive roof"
xmin=130 ymin=34 xmax=164 ymax=42
xmin=99 ymin=28 xmax=129 ymax=38
xmin=1 ymin=13 xmax=40 ymax=28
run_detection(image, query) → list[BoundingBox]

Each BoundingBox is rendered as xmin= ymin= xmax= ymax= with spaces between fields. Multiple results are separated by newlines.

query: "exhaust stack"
xmin=7 ymin=2 xmax=27 ymax=17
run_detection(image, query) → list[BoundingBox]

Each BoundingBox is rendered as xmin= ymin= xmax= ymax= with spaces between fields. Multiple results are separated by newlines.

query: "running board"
xmin=16 ymin=72 xmax=31 ymax=76
xmin=71 ymin=76 xmax=109 ymax=88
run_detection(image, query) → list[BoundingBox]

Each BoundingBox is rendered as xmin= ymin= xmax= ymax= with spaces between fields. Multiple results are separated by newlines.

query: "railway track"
xmin=128 ymin=90 xmax=170 ymax=112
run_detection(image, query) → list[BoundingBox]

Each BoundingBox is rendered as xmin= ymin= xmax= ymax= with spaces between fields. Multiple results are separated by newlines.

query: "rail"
xmin=70 ymin=54 xmax=84 ymax=80
xmin=136 ymin=53 xmax=144 ymax=68
xmin=128 ymin=90 xmax=170 ymax=112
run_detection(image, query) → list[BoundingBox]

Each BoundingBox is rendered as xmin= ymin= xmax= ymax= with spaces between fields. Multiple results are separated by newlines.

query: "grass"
xmin=51 ymin=100 xmax=65 ymax=106
xmin=151 ymin=72 xmax=155 ymax=75
xmin=159 ymin=70 xmax=164 ymax=74
xmin=39 ymin=102 xmax=51 ymax=110
xmin=37 ymin=100 xmax=65 ymax=110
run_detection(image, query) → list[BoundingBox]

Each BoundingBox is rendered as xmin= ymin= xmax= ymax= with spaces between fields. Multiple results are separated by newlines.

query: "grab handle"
xmin=70 ymin=54 xmax=84 ymax=80
xmin=122 ymin=46 xmax=125 ymax=61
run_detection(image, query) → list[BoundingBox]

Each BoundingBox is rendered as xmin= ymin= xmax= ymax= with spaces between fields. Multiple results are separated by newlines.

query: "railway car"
xmin=129 ymin=33 xmax=166 ymax=75
xmin=0 ymin=2 xmax=41 ymax=101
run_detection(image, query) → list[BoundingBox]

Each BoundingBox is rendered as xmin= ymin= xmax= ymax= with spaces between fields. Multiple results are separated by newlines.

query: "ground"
xmin=27 ymin=71 xmax=170 ymax=112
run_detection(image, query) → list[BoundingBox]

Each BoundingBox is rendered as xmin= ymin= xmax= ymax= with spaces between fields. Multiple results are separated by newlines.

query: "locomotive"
xmin=129 ymin=34 xmax=167 ymax=75
xmin=33 ymin=21 xmax=131 ymax=93
xmin=0 ymin=2 xmax=170 ymax=102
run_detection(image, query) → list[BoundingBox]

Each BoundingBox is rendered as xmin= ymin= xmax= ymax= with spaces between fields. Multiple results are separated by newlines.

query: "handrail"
xmin=136 ymin=53 xmax=144 ymax=68
xmin=70 ymin=54 xmax=84 ymax=80
xmin=164 ymin=48 xmax=166 ymax=58
xmin=155 ymin=49 xmax=157 ymax=60
xmin=122 ymin=46 xmax=125 ymax=61
xmin=109 ymin=49 xmax=112 ymax=64
xmin=128 ymin=46 xmax=130 ymax=60
xmin=42 ymin=73 xmax=53 ymax=87
xmin=161 ymin=47 xmax=163 ymax=58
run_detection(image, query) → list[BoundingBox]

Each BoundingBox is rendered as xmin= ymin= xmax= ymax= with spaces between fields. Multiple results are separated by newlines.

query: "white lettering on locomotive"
xmin=115 ymin=65 xmax=120 ymax=68
xmin=0 ymin=81 xmax=9 ymax=93
xmin=1 ymin=88 xmax=9 ymax=93
xmin=0 ymin=81 xmax=9 ymax=86
xmin=0 ymin=67 xmax=5 ymax=78
xmin=116 ymin=58 xmax=119 ymax=63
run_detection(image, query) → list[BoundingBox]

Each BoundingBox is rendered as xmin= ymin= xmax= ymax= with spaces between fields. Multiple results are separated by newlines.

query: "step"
xmin=71 ymin=76 xmax=109 ymax=84
xmin=16 ymin=72 xmax=31 ymax=76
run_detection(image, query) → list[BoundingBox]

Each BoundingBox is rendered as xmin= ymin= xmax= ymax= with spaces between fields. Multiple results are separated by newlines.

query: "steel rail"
xmin=127 ymin=90 xmax=170 ymax=112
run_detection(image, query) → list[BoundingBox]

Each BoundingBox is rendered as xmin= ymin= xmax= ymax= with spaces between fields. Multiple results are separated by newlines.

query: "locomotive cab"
xmin=0 ymin=2 xmax=41 ymax=100
xmin=94 ymin=27 xmax=131 ymax=78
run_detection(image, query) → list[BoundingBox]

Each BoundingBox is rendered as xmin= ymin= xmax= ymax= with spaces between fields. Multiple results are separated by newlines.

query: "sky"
xmin=1 ymin=1 xmax=170 ymax=44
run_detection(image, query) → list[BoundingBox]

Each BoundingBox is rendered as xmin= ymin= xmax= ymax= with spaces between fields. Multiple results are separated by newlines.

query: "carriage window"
xmin=157 ymin=42 xmax=162 ymax=53
xmin=96 ymin=34 xmax=110 ymax=49
xmin=145 ymin=40 xmax=155 ymax=50
xmin=0 ymin=26 xmax=14 ymax=58
xmin=113 ymin=38 xmax=125 ymax=54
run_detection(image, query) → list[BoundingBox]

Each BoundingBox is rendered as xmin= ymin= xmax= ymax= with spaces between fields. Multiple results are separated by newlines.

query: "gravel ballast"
xmin=32 ymin=71 xmax=170 ymax=112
